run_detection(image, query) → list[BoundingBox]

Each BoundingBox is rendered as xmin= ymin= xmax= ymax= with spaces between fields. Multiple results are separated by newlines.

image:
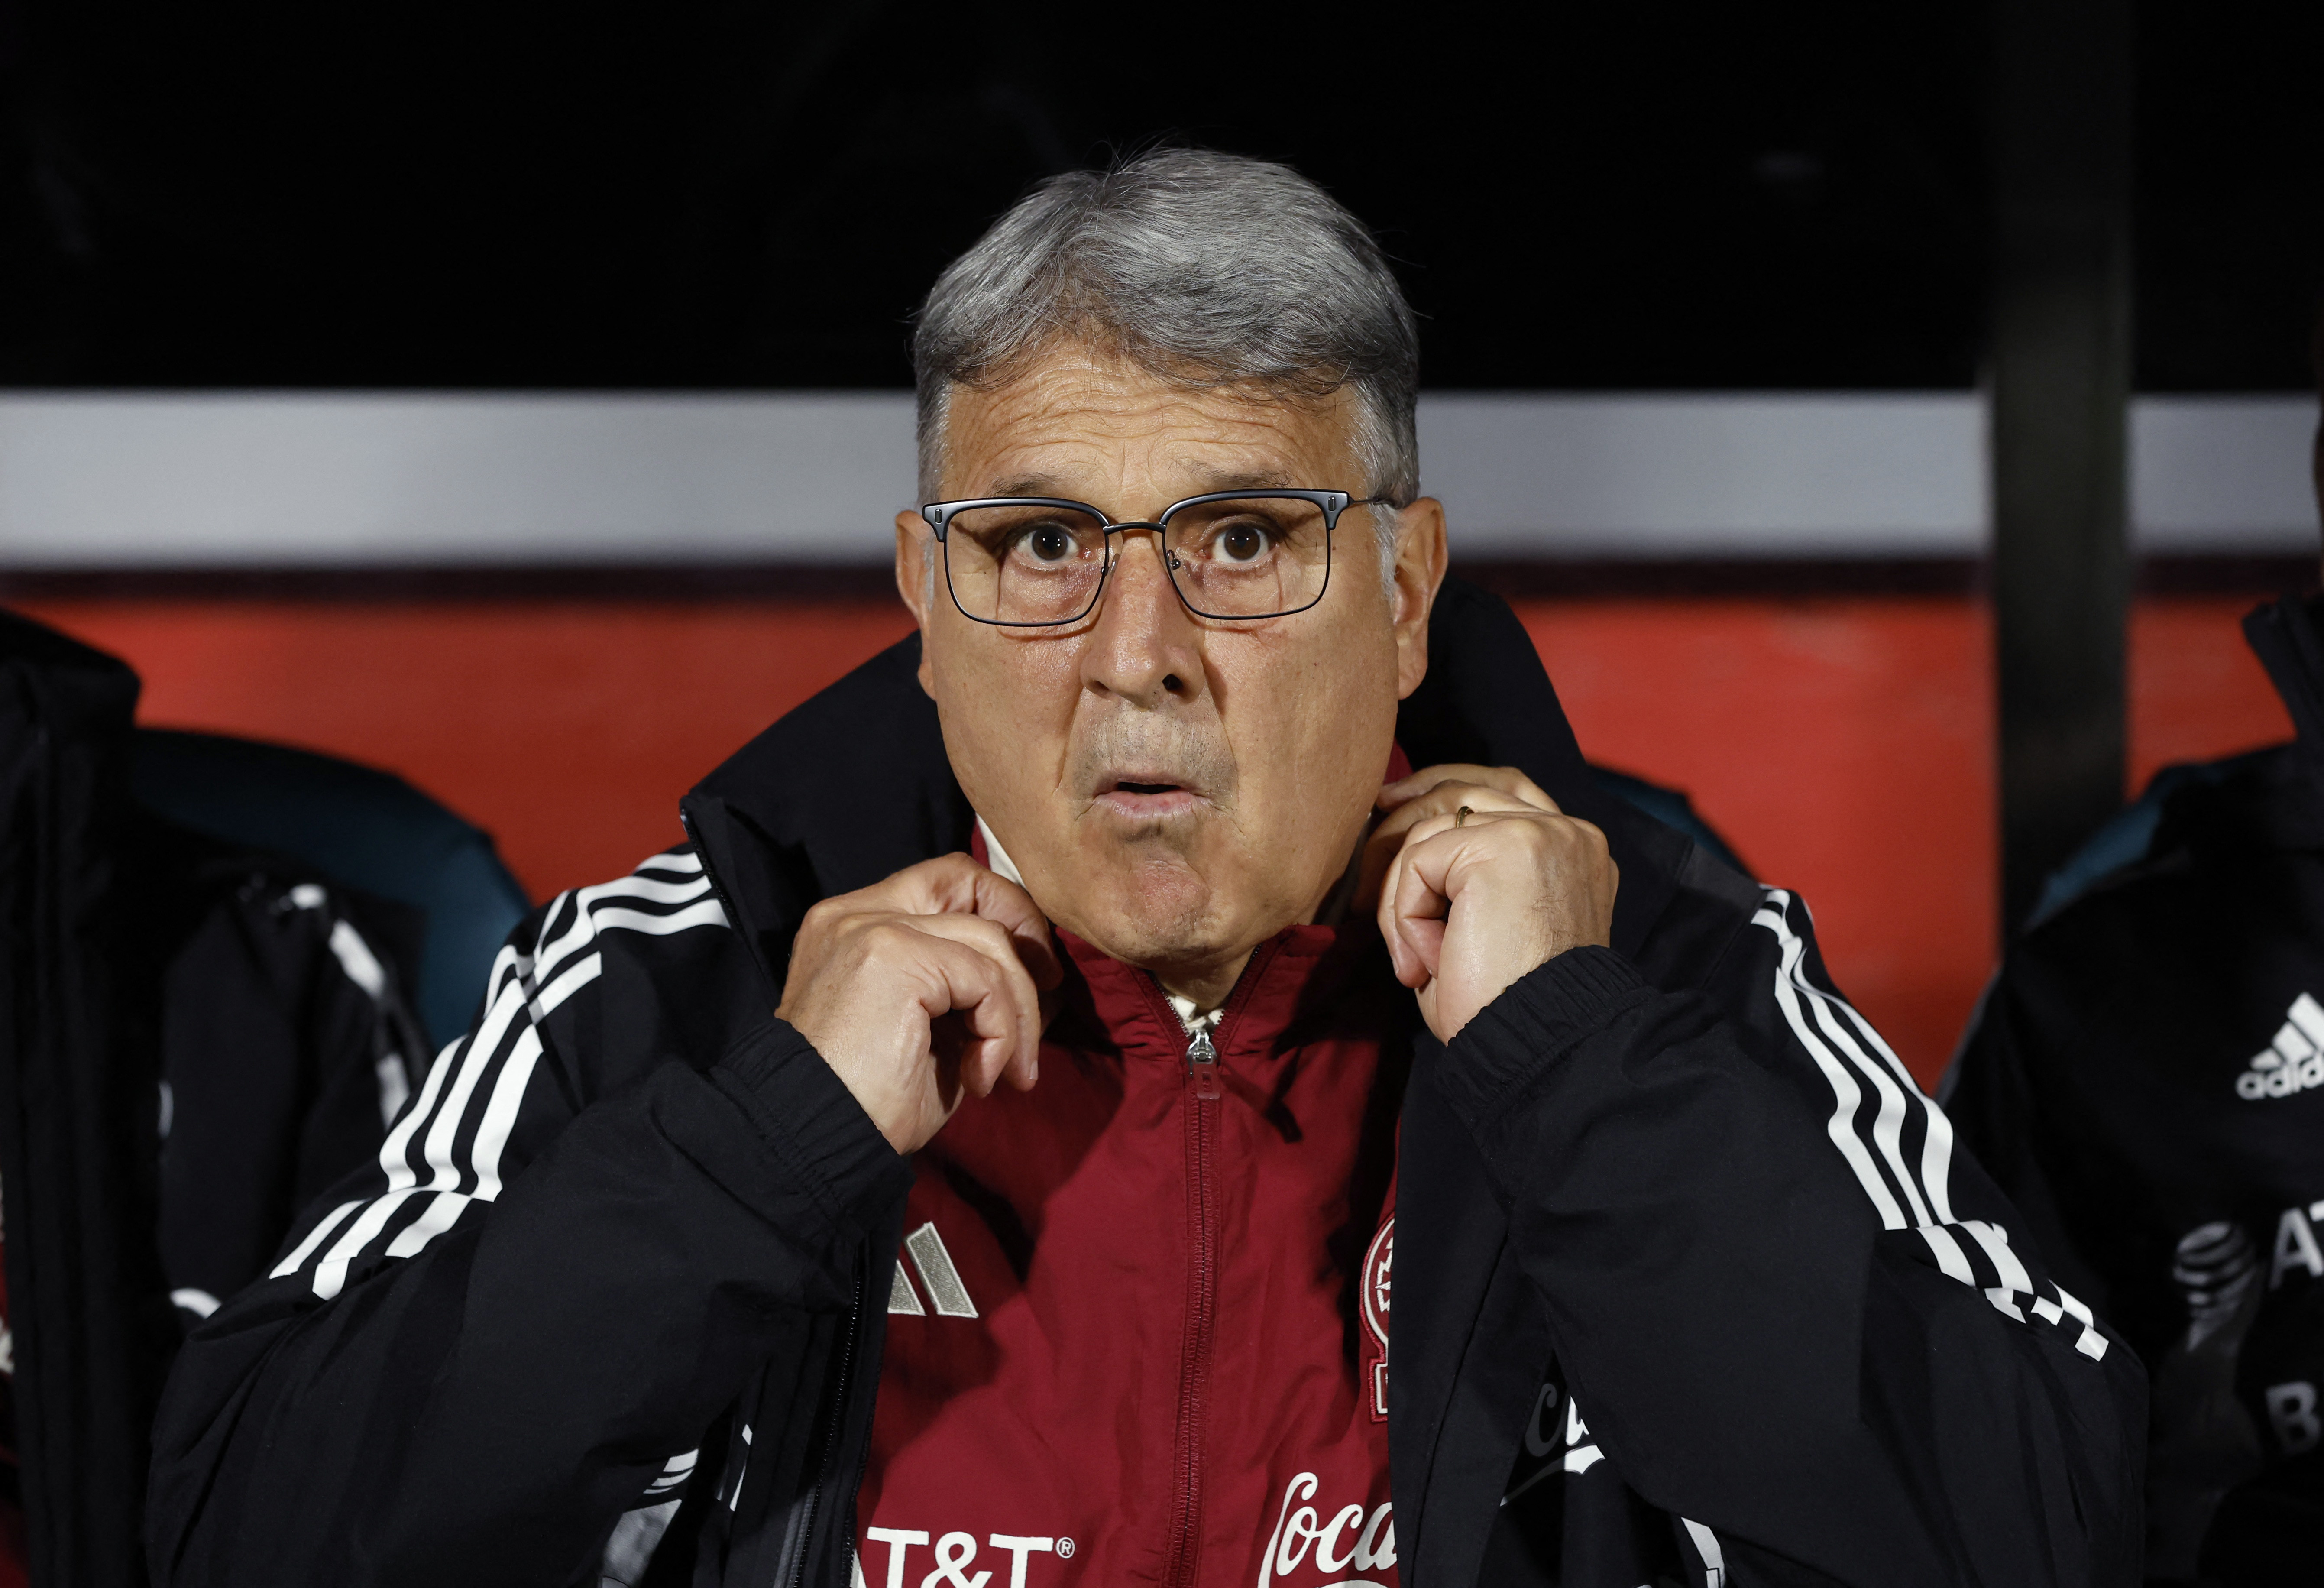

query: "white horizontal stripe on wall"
xmin=2130 ymin=396 xmax=2320 ymax=552
xmin=0 ymin=391 xmax=2311 ymax=567
xmin=0 ymin=392 xmax=918 ymax=568
xmin=1419 ymin=394 xmax=1987 ymax=556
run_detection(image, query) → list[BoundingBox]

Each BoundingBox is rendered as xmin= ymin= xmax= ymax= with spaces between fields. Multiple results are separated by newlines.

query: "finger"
xmin=957 ymin=1036 xmax=1019 ymax=1098
xmin=1376 ymin=805 xmax=1488 ymax=982
xmin=1398 ymin=808 xmax=1618 ymax=952
xmin=849 ymin=854 xmax=1060 ymax=990
xmin=1376 ymin=822 xmax=1450 ymax=988
xmin=905 ymin=853 xmax=1064 ymax=991
xmin=1375 ymin=834 xmax=1410 ymax=983
xmin=911 ymin=933 xmax=1030 ymax=1100
xmin=1385 ymin=813 xmax=1534 ymax=939
xmin=860 ymin=917 xmax=1018 ymax=1099
xmin=1371 ymin=783 xmax=1547 ymax=849
xmin=912 ymin=915 xmax=1043 ymax=1090
xmin=1390 ymin=820 xmax=1522 ymax=992
xmin=908 ymin=914 xmax=1045 ymax=1091
xmin=1377 ymin=763 xmax=1557 ymax=816
xmin=1392 ymin=819 xmax=1477 ymax=910
xmin=1373 ymin=810 xmax=1410 ymax=980
xmin=1360 ymin=786 xmax=1550 ymax=916
xmin=1382 ymin=840 xmax=1445 ymax=989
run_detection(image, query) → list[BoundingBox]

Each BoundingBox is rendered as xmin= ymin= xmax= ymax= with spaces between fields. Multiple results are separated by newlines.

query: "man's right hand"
xmin=775 ymin=854 xmax=1061 ymax=1155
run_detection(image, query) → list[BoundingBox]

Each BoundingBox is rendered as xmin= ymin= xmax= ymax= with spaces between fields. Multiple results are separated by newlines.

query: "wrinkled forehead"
xmin=937 ymin=346 xmax=1366 ymax=508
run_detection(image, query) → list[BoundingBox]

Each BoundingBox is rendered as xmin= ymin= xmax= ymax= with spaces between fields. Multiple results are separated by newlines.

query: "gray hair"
xmin=911 ymin=148 xmax=1421 ymax=555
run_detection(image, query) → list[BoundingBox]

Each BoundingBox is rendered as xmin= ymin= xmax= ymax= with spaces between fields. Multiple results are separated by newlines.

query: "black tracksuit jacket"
xmin=1948 ymin=593 xmax=2324 ymax=1582
xmin=146 ymin=581 xmax=2145 ymax=1587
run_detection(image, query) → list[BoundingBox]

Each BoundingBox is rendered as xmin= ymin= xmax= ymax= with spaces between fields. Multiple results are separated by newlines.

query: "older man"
xmin=149 ymin=150 xmax=2142 ymax=1588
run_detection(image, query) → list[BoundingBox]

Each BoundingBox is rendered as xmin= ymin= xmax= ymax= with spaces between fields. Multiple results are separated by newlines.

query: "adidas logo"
xmin=2236 ymin=994 xmax=2324 ymax=1100
xmin=887 ymin=1220 xmax=978 ymax=1317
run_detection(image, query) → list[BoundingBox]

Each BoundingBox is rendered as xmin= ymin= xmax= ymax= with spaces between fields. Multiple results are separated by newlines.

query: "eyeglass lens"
xmin=942 ymin=497 xmax=1333 ymax=625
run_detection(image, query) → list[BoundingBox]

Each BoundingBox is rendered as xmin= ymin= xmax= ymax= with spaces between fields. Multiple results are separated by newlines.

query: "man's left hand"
xmin=1370 ymin=764 xmax=1619 ymax=1044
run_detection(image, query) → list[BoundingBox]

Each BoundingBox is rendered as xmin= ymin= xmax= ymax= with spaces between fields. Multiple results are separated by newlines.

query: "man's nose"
xmin=1083 ymin=528 xmax=1205 ymax=706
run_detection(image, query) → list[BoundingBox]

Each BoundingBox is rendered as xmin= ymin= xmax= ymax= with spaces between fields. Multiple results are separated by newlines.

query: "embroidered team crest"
xmin=1361 ymin=1216 xmax=1392 ymax=1420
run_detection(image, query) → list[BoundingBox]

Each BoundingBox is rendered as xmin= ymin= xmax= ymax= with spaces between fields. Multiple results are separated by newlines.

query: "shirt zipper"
xmin=1156 ymin=956 xmax=1261 ymax=1587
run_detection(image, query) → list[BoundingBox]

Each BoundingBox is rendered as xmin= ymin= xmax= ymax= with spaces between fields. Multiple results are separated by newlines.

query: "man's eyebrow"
xmin=984 ymin=474 xmax=1080 ymax=499
xmin=972 ymin=467 xmax=1302 ymax=502
xmin=1180 ymin=467 xmax=1301 ymax=494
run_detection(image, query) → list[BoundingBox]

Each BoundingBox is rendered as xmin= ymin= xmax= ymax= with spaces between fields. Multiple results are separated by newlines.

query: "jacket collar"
xmin=2245 ymin=592 xmax=2324 ymax=773
xmin=1051 ymin=920 xmax=1379 ymax=1072
xmin=679 ymin=577 xmax=1693 ymax=1001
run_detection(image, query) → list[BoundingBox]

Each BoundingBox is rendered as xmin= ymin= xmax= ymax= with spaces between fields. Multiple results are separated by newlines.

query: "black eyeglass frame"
xmin=919 ymin=488 xmax=1396 ymax=628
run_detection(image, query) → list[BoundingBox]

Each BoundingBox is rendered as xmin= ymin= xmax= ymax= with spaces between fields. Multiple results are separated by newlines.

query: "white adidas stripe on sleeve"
xmin=1751 ymin=889 xmax=2104 ymax=1361
xmin=265 ymin=847 xmax=731 ymax=1302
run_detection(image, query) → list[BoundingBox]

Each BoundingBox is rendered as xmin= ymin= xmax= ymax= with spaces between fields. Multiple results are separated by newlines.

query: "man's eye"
xmin=1019 ymin=525 xmax=1075 ymax=562
xmin=1215 ymin=522 xmax=1272 ymax=563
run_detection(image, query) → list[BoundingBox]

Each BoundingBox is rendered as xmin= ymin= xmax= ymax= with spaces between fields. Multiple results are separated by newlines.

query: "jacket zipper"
xmin=1167 ymin=1011 xmax=1220 ymax=1586
xmin=677 ymin=810 xmax=871 ymax=1588
xmin=791 ymin=1253 xmax=866 ymax=1588
xmin=1158 ymin=955 xmax=1263 ymax=1588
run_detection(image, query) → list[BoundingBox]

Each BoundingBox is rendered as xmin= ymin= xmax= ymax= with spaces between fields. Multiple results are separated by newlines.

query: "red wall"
xmin=15 ymin=591 xmax=2293 ymax=1090
xmin=1517 ymin=598 xmax=1997 ymax=1089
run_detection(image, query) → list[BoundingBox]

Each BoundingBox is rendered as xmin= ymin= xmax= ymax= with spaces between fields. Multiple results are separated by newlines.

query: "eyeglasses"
xmin=919 ymin=489 xmax=1395 ymax=628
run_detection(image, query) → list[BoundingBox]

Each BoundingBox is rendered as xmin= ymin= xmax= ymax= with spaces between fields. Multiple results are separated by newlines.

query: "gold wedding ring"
xmin=1454 ymin=805 xmax=1473 ymax=828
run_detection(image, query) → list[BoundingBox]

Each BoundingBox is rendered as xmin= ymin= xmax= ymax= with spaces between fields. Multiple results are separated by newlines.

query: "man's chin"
xmin=1044 ymin=856 xmax=1221 ymax=966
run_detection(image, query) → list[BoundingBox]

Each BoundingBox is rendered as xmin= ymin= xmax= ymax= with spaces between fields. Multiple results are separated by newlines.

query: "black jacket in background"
xmin=1948 ymin=593 xmax=2324 ymax=1582
xmin=138 ymin=823 xmax=432 ymax=1328
xmin=0 ymin=614 xmax=170 ymax=1588
xmin=0 ymin=611 xmax=431 ymax=1588
xmin=149 ymin=580 xmax=2146 ymax=1587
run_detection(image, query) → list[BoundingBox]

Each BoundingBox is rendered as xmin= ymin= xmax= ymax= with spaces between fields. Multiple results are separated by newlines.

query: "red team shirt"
xmin=857 ymin=910 xmax=1411 ymax=1588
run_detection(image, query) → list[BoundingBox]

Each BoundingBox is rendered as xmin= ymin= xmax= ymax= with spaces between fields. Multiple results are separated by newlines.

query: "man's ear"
xmin=895 ymin=513 xmax=939 ymax=699
xmin=1389 ymin=497 xmax=1449 ymax=701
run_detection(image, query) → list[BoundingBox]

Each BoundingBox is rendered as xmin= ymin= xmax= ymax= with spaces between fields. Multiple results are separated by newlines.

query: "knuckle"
xmin=860 ymin=919 xmax=922 ymax=958
xmin=965 ymin=917 xmax=1016 ymax=957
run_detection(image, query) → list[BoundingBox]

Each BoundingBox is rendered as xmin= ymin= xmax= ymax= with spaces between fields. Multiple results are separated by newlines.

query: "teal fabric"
xmin=1588 ymin=763 xmax=1750 ymax=878
xmin=2022 ymin=746 xmax=2282 ymax=931
xmin=130 ymin=730 xmax=531 ymax=1050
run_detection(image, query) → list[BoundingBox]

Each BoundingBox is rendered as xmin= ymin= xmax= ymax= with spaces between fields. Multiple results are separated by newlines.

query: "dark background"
xmin=1 ymin=0 xmax=2316 ymax=392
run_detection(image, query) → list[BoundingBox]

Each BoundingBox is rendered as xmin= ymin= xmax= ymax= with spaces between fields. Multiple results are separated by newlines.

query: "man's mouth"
xmin=1093 ymin=775 xmax=1204 ymax=820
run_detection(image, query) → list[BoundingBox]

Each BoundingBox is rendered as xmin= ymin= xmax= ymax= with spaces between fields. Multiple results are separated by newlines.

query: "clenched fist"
xmin=1367 ymin=764 xmax=1619 ymax=1044
xmin=776 ymin=854 xmax=1061 ymax=1155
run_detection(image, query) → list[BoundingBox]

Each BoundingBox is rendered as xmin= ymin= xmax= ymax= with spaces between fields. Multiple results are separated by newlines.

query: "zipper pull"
xmin=1186 ymin=1024 xmax=1222 ymax=1100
